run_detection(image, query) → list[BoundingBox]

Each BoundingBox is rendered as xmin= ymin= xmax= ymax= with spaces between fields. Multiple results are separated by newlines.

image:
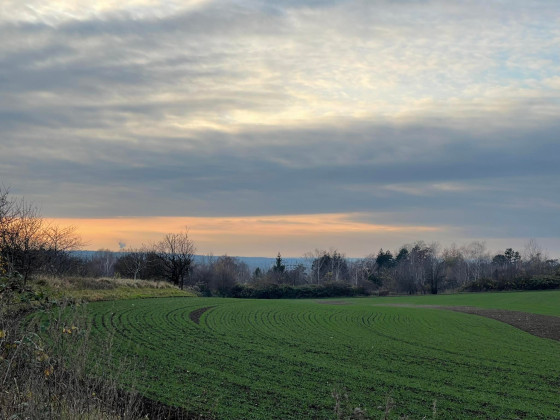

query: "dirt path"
xmin=189 ymin=306 xmax=213 ymax=324
xmin=377 ymin=304 xmax=560 ymax=341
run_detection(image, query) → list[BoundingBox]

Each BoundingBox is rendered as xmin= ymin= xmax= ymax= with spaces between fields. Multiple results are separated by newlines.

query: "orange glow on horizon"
xmin=47 ymin=213 xmax=442 ymax=256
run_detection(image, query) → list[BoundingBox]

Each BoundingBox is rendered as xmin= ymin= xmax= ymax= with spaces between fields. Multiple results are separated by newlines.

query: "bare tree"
xmin=0 ymin=187 xmax=83 ymax=284
xmin=523 ymin=239 xmax=548 ymax=276
xmin=0 ymin=187 xmax=16 ymax=237
xmin=153 ymin=229 xmax=196 ymax=289
xmin=115 ymin=246 xmax=149 ymax=280
xmin=392 ymin=242 xmax=440 ymax=294
xmin=0 ymin=186 xmax=17 ymax=275
xmin=441 ymin=243 xmax=468 ymax=289
xmin=305 ymin=249 xmax=327 ymax=284
xmin=1 ymin=197 xmax=44 ymax=284
xmin=425 ymin=242 xmax=443 ymax=294
xmin=42 ymin=224 xmax=83 ymax=277
xmin=209 ymin=255 xmax=249 ymax=293
xmin=285 ymin=264 xmax=307 ymax=286
xmin=89 ymin=249 xmax=116 ymax=278
xmin=329 ymin=250 xmax=349 ymax=283
xmin=462 ymin=241 xmax=490 ymax=283
xmin=305 ymin=249 xmax=349 ymax=284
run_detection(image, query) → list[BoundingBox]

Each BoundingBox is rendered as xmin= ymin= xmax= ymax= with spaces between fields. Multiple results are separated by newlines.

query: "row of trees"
xmin=23 ymin=235 xmax=559 ymax=295
xmin=298 ymin=241 xmax=558 ymax=294
xmin=1 ymin=187 xmax=199 ymax=289
xmin=3 ymin=187 xmax=559 ymax=294
xmin=97 ymin=240 xmax=558 ymax=295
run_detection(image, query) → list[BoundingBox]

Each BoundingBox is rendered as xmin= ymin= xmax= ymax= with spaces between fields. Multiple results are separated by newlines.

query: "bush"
xmin=220 ymin=282 xmax=369 ymax=299
xmin=463 ymin=275 xmax=560 ymax=292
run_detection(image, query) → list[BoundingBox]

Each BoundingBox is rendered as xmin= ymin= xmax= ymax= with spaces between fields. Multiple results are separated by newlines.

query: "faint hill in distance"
xmin=71 ymin=251 xmax=309 ymax=272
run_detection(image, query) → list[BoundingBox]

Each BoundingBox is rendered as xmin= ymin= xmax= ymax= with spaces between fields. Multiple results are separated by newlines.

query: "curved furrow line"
xmin=111 ymin=307 xmax=157 ymax=350
xmin=80 ymin=297 xmax=560 ymax=420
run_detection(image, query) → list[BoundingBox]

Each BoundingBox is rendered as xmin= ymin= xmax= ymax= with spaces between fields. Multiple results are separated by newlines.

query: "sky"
xmin=1 ymin=0 xmax=559 ymax=257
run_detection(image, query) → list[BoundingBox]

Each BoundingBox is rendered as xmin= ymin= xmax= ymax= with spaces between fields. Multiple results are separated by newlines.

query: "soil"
xmin=189 ymin=306 xmax=213 ymax=324
xmin=441 ymin=306 xmax=560 ymax=341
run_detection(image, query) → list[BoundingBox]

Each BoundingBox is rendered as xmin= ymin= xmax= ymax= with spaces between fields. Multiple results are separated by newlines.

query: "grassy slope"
xmin=83 ymin=293 xmax=560 ymax=419
xmin=1 ymin=276 xmax=195 ymax=420
xmin=55 ymin=287 xmax=194 ymax=301
xmin=35 ymin=276 xmax=195 ymax=302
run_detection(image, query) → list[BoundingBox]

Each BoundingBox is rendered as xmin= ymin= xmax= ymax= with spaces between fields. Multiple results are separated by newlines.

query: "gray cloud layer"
xmin=1 ymin=0 xmax=560 ymax=245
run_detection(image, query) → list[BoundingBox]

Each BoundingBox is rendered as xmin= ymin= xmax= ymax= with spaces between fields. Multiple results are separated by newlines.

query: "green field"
xmin=373 ymin=290 xmax=560 ymax=316
xmin=81 ymin=292 xmax=560 ymax=419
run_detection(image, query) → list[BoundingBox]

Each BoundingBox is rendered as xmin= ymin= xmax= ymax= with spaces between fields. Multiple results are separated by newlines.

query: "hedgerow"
xmin=209 ymin=282 xmax=369 ymax=299
xmin=463 ymin=274 xmax=560 ymax=291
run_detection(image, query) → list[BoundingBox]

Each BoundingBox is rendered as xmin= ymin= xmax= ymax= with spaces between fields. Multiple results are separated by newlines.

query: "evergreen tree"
xmin=273 ymin=252 xmax=285 ymax=273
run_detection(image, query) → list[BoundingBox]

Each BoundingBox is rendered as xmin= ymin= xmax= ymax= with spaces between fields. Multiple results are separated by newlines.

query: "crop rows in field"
xmin=85 ymin=297 xmax=560 ymax=419
xmin=372 ymin=290 xmax=560 ymax=316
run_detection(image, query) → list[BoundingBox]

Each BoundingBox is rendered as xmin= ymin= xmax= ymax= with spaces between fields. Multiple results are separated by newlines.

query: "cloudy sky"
xmin=1 ymin=0 xmax=559 ymax=257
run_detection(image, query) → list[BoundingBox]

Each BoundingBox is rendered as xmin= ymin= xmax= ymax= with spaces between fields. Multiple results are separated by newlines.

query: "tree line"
xmin=2 ymin=187 xmax=559 ymax=296
xmin=75 ymin=240 xmax=560 ymax=297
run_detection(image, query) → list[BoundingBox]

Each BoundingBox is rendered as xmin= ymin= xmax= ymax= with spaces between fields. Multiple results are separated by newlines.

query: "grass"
xmin=0 ymin=299 xmax=146 ymax=419
xmin=0 ymin=275 xmax=194 ymax=419
xmin=370 ymin=289 xmax=560 ymax=316
xmin=34 ymin=275 xmax=195 ymax=302
xmin=77 ymin=292 xmax=560 ymax=419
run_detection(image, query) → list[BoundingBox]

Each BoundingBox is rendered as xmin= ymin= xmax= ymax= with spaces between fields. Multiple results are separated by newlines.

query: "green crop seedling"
xmin=63 ymin=292 xmax=560 ymax=419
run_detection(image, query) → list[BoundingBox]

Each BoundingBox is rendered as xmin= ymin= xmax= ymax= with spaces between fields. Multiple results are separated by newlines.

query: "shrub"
xmin=463 ymin=275 xmax=560 ymax=292
xmin=220 ymin=282 xmax=370 ymax=299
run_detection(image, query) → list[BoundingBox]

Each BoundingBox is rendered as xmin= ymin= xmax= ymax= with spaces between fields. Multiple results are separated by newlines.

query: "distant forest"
xmin=2 ymin=187 xmax=559 ymax=297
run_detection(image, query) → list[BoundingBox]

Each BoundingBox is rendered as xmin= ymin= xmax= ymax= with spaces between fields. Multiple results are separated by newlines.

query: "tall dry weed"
xmin=1 ymin=278 xmax=196 ymax=419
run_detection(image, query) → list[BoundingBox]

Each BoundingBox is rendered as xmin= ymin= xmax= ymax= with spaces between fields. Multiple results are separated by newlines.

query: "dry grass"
xmin=0 ymin=275 xmax=197 ymax=419
xmin=0 ymin=299 xmax=145 ymax=419
xmin=332 ymin=387 xmax=438 ymax=420
xmin=38 ymin=275 xmax=178 ymax=290
xmin=33 ymin=275 xmax=195 ymax=302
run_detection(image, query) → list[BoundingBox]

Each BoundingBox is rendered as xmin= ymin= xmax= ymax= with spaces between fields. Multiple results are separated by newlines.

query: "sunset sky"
xmin=1 ymin=1 xmax=559 ymax=257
